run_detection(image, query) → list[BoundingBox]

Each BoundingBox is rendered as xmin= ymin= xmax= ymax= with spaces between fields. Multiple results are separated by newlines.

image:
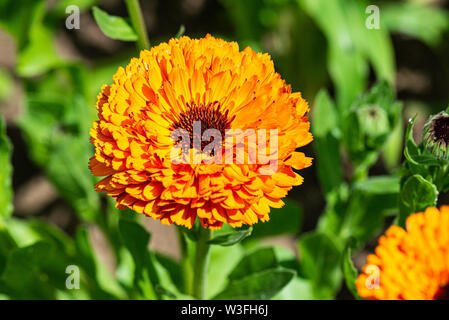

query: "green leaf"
xmin=2 ymin=218 xmax=41 ymax=248
xmin=118 ymin=218 xmax=157 ymax=299
xmin=353 ymin=176 xmax=400 ymax=194
xmin=403 ymin=115 xmax=442 ymax=173
xmin=315 ymin=133 xmax=344 ymax=195
xmin=404 ymin=115 xmax=421 ymax=165
xmin=151 ymin=254 xmax=194 ymax=300
xmin=299 ymin=0 xmax=366 ymax=111
xmin=312 ymin=90 xmax=339 ymax=138
xmin=118 ymin=219 xmax=150 ymax=266
xmin=18 ymin=66 xmax=101 ymax=222
xmin=208 ymin=226 xmax=253 ymax=246
xmin=311 ymin=90 xmax=343 ymax=194
xmin=16 ymin=24 xmax=62 ymax=77
xmin=27 ymin=219 xmax=75 ymax=254
xmin=2 ymin=0 xmax=63 ymax=77
xmin=346 ymin=1 xmax=395 ymax=84
xmin=383 ymin=3 xmax=449 ymax=47
xmin=0 ymin=222 xmax=88 ymax=300
xmin=228 ymin=247 xmax=278 ymax=281
xmin=342 ymin=239 xmax=361 ymax=299
xmin=46 ymin=137 xmax=100 ymax=221
xmin=382 ymin=113 xmax=404 ymax=170
xmin=74 ymin=228 xmax=95 ymax=277
xmin=299 ymin=0 xmax=395 ymax=111
xmin=115 ymin=248 xmax=135 ymax=289
xmin=339 ymin=191 xmax=397 ymax=242
xmin=74 ymin=227 xmax=125 ymax=299
xmin=0 ymin=242 xmax=56 ymax=299
xmin=273 ymin=276 xmax=315 ymax=300
xmin=0 ymin=229 xmax=17 ymax=275
xmin=251 ymin=199 xmax=302 ymax=238
xmin=298 ymin=232 xmax=341 ymax=299
xmin=92 ymin=6 xmax=138 ymax=42
xmin=176 ymin=25 xmax=186 ymax=38
xmin=154 ymin=253 xmax=183 ymax=293
xmin=206 ymin=243 xmax=244 ymax=299
xmin=213 ymin=268 xmax=295 ymax=300
xmin=0 ymin=0 xmax=44 ymax=47
xmin=0 ymin=116 xmax=13 ymax=218
xmin=399 ymin=174 xmax=438 ymax=226
xmin=341 ymin=110 xmax=365 ymax=161
xmin=118 ymin=218 xmax=176 ymax=299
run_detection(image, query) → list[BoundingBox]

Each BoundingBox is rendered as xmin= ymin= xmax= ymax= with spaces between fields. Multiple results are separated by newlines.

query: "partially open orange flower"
xmin=89 ymin=35 xmax=312 ymax=230
xmin=357 ymin=206 xmax=449 ymax=300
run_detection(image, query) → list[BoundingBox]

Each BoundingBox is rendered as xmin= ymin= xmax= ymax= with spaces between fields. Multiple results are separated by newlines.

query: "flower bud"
xmin=358 ymin=105 xmax=389 ymax=135
xmin=423 ymin=111 xmax=449 ymax=160
xmin=356 ymin=105 xmax=389 ymax=147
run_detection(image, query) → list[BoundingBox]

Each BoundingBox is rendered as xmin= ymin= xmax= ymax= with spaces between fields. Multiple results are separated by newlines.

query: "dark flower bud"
xmin=423 ymin=111 xmax=449 ymax=160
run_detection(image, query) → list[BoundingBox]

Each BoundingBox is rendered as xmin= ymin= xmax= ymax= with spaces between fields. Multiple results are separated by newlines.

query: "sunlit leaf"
xmin=16 ymin=25 xmax=62 ymax=77
xmin=273 ymin=276 xmax=315 ymax=300
xmin=206 ymin=243 xmax=244 ymax=299
xmin=213 ymin=268 xmax=295 ymax=300
xmin=92 ymin=6 xmax=138 ymax=42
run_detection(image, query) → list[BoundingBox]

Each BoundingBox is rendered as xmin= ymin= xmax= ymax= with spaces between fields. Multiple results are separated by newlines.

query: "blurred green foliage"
xmin=0 ymin=0 xmax=448 ymax=300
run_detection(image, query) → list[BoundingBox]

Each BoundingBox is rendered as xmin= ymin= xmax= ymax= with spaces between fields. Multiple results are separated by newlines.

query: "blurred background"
xmin=0 ymin=0 xmax=449 ymax=299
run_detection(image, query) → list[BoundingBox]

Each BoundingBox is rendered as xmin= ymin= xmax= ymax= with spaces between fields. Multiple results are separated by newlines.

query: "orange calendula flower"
xmin=357 ymin=206 xmax=449 ymax=300
xmin=89 ymin=35 xmax=312 ymax=230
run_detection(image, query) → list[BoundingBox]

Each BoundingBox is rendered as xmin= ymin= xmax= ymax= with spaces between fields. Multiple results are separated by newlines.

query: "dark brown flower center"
xmin=434 ymin=284 xmax=449 ymax=300
xmin=170 ymin=102 xmax=234 ymax=150
xmin=432 ymin=116 xmax=449 ymax=145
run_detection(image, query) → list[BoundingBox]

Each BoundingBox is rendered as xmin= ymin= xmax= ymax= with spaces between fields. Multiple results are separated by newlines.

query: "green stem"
xmin=193 ymin=228 xmax=212 ymax=299
xmin=125 ymin=0 xmax=150 ymax=50
xmin=178 ymin=229 xmax=193 ymax=295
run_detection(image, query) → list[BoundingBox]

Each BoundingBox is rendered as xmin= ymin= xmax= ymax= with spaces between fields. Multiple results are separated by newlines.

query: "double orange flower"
xmin=89 ymin=35 xmax=313 ymax=230
xmin=357 ymin=206 xmax=449 ymax=300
